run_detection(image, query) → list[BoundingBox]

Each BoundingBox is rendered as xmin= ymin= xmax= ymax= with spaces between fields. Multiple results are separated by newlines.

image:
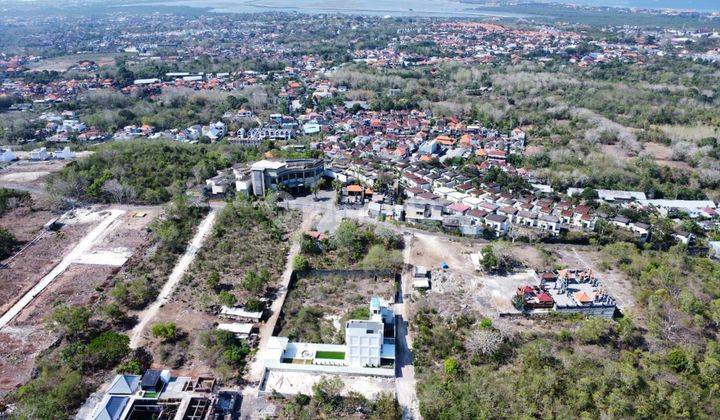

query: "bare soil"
xmin=0 ymin=160 xmax=69 ymax=193
xmin=0 ymin=206 xmax=161 ymax=395
xmin=0 ymin=205 xmax=90 ymax=315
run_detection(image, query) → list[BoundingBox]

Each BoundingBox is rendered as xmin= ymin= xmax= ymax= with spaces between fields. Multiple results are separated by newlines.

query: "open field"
xmin=0 ymin=203 xmax=91 ymax=315
xmin=276 ymin=271 xmax=396 ymax=344
xmin=406 ymin=233 xmax=635 ymax=324
xmin=0 ymin=206 xmax=160 ymax=394
xmin=26 ymin=53 xmax=121 ymax=72
xmin=0 ymin=160 xmax=70 ymax=195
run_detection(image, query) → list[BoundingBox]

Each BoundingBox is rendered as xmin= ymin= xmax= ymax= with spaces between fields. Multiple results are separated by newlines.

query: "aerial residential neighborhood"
xmin=1 ymin=0 xmax=720 ymax=419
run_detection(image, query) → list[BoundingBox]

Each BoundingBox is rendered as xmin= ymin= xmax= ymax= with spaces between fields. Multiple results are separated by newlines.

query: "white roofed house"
xmin=249 ymin=158 xmax=324 ymax=196
xmin=404 ymin=197 xmax=446 ymax=223
xmin=205 ymin=171 xmax=233 ymax=196
xmin=202 ymin=121 xmax=227 ymax=141
xmin=53 ymin=147 xmax=76 ymax=160
xmin=29 ymin=147 xmax=50 ymax=161
xmin=637 ymin=199 xmax=717 ymax=218
xmin=217 ymin=323 xmax=256 ymax=339
xmin=0 ymin=148 xmax=16 ymax=162
xmin=260 ymin=297 xmax=396 ymax=385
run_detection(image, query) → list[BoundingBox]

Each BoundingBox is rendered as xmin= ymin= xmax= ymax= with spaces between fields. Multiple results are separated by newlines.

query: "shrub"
xmin=218 ymin=291 xmax=237 ymax=307
xmin=85 ymin=331 xmax=130 ymax=369
xmin=444 ymin=357 xmax=459 ymax=375
xmin=0 ymin=227 xmax=19 ymax=260
xmin=292 ymin=255 xmax=310 ymax=271
xmin=207 ymin=270 xmax=220 ymax=291
xmin=151 ymin=322 xmax=178 ymax=342
xmin=244 ymin=297 xmax=264 ymax=312
xmin=46 ymin=305 xmax=92 ymax=338
xmin=575 ymin=317 xmax=614 ymax=345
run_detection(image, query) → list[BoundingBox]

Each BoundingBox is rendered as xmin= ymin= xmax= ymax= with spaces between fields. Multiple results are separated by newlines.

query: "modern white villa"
xmin=262 ymin=297 xmax=396 ymax=382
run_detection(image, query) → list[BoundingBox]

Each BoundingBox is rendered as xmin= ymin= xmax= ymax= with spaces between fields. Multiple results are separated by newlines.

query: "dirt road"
xmin=129 ymin=207 xmax=219 ymax=348
xmin=395 ymin=232 xmax=422 ymax=420
xmin=0 ymin=209 xmax=125 ymax=330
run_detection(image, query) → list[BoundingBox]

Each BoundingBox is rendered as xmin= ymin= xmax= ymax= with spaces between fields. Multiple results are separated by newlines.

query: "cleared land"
xmin=0 ymin=160 xmax=70 ymax=195
xmin=406 ymin=233 xmax=635 ymax=323
xmin=26 ymin=53 xmax=121 ymax=72
xmin=276 ymin=271 xmax=396 ymax=344
xmin=0 ymin=206 xmax=160 ymax=394
xmin=264 ymin=371 xmax=395 ymax=400
xmin=0 ymin=202 xmax=89 ymax=315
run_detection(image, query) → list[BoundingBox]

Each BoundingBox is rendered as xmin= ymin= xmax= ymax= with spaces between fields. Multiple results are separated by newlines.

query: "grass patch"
xmin=315 ymin=351 xmax=345 ymax=360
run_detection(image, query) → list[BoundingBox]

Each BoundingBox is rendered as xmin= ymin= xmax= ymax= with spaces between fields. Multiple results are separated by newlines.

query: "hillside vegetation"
xmin=45 ymin=140 xmax=259 ymax=204
xmin=414 ymin=243 xmax=720 ymax=419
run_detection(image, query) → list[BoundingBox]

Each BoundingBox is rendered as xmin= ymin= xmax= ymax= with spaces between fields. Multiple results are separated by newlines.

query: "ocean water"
xmin=129 ymin=0 xmax=528 ymax=17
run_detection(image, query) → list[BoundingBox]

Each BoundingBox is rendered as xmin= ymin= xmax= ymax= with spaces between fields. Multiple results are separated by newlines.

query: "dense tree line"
xmin=413 ymin=243 xmax=720 ymax=419
xmin=46 ymin=140 xmax=258 ymax=205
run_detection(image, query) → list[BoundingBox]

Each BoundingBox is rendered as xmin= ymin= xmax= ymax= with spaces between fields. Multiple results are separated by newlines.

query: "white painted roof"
xmin=217 ymin=323 xmax=254 ymax=334
xmin=220 ymin=306 xmax=263 ymax=320
xmin=251 ymin=159 xmax=285 ymax=170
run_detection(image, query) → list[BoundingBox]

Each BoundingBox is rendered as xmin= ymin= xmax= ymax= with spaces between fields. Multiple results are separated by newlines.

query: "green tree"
xmin=46 ymin=305 xmax=92 ymax=338
xmin=0 ymin=227 xmax=18 ymax=260
xmin=333 ymin=220 xmax=365 ymax=262
xmin=480 ymin=245 xmax=498 ymax=272
xmin=362 ymin=244 xmax=402 ymax=270
xmin=207 ymin=270 xmax=221 ymax=291
xmin=85 ymin=331 xmax=130 ymax=369
xmin=292 ymin=254 xmax=310 ymax=271
xmin=372 ymin=392 xmax=401 ymax=420
xmin=244 ymin=298 xmax=263 ymax=312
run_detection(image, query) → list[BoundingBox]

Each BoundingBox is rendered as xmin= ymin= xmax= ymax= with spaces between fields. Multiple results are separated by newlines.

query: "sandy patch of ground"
xmin=0 ymin=171 xmax=50 ymax=182
xmin=407 ymin=233 xmax=635 ymax=322
xmin=475 ymin=269 xmax=538 ymax=316
xmin=263 ymin=371 xmax=395 ymax=399
xmin=0 ymin=160 xmax=69 ymax=193
xmin=409 ymin=233 xmax=484 ymax=276
xmin=0 ymin=324 xmax=55 ymax=392
xmin=642 ymin=142 xmax=695 ymax=171
xmin=659 ymin=124 xmax=719 ymax=142
xmin=0 ymin=208 xmax=91 ymax=314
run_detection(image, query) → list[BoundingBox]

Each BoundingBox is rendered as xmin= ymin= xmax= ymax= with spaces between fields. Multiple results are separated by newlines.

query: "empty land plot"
xmin=0 ymin=205 xmax=91 ymax=315
xmin=27 ymin=53 xmax=121 ymax=72
xmin=264 ymin=371 xmax=395 ymax=400
xmin=0 ymin=207 xmax=160 ymax=395
xmin=409 ymin=233 xmax=483 ymax=276
xmin=0 ymin=325 xmax=54 ymax=394
xmin=139 ymin=202 xmax=300 ymax=377
xmin=407 ymin=233 xmax=571 ymax=319
xmin=0 ymin=160 xmax=69 ymax=193
xmin=554 ymin=246 xmax=635 ymax=311
xmin=175 ymin=201 xmax=299 ymax=310
xmin=276 ymin=272 xmax=396 ymax=344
